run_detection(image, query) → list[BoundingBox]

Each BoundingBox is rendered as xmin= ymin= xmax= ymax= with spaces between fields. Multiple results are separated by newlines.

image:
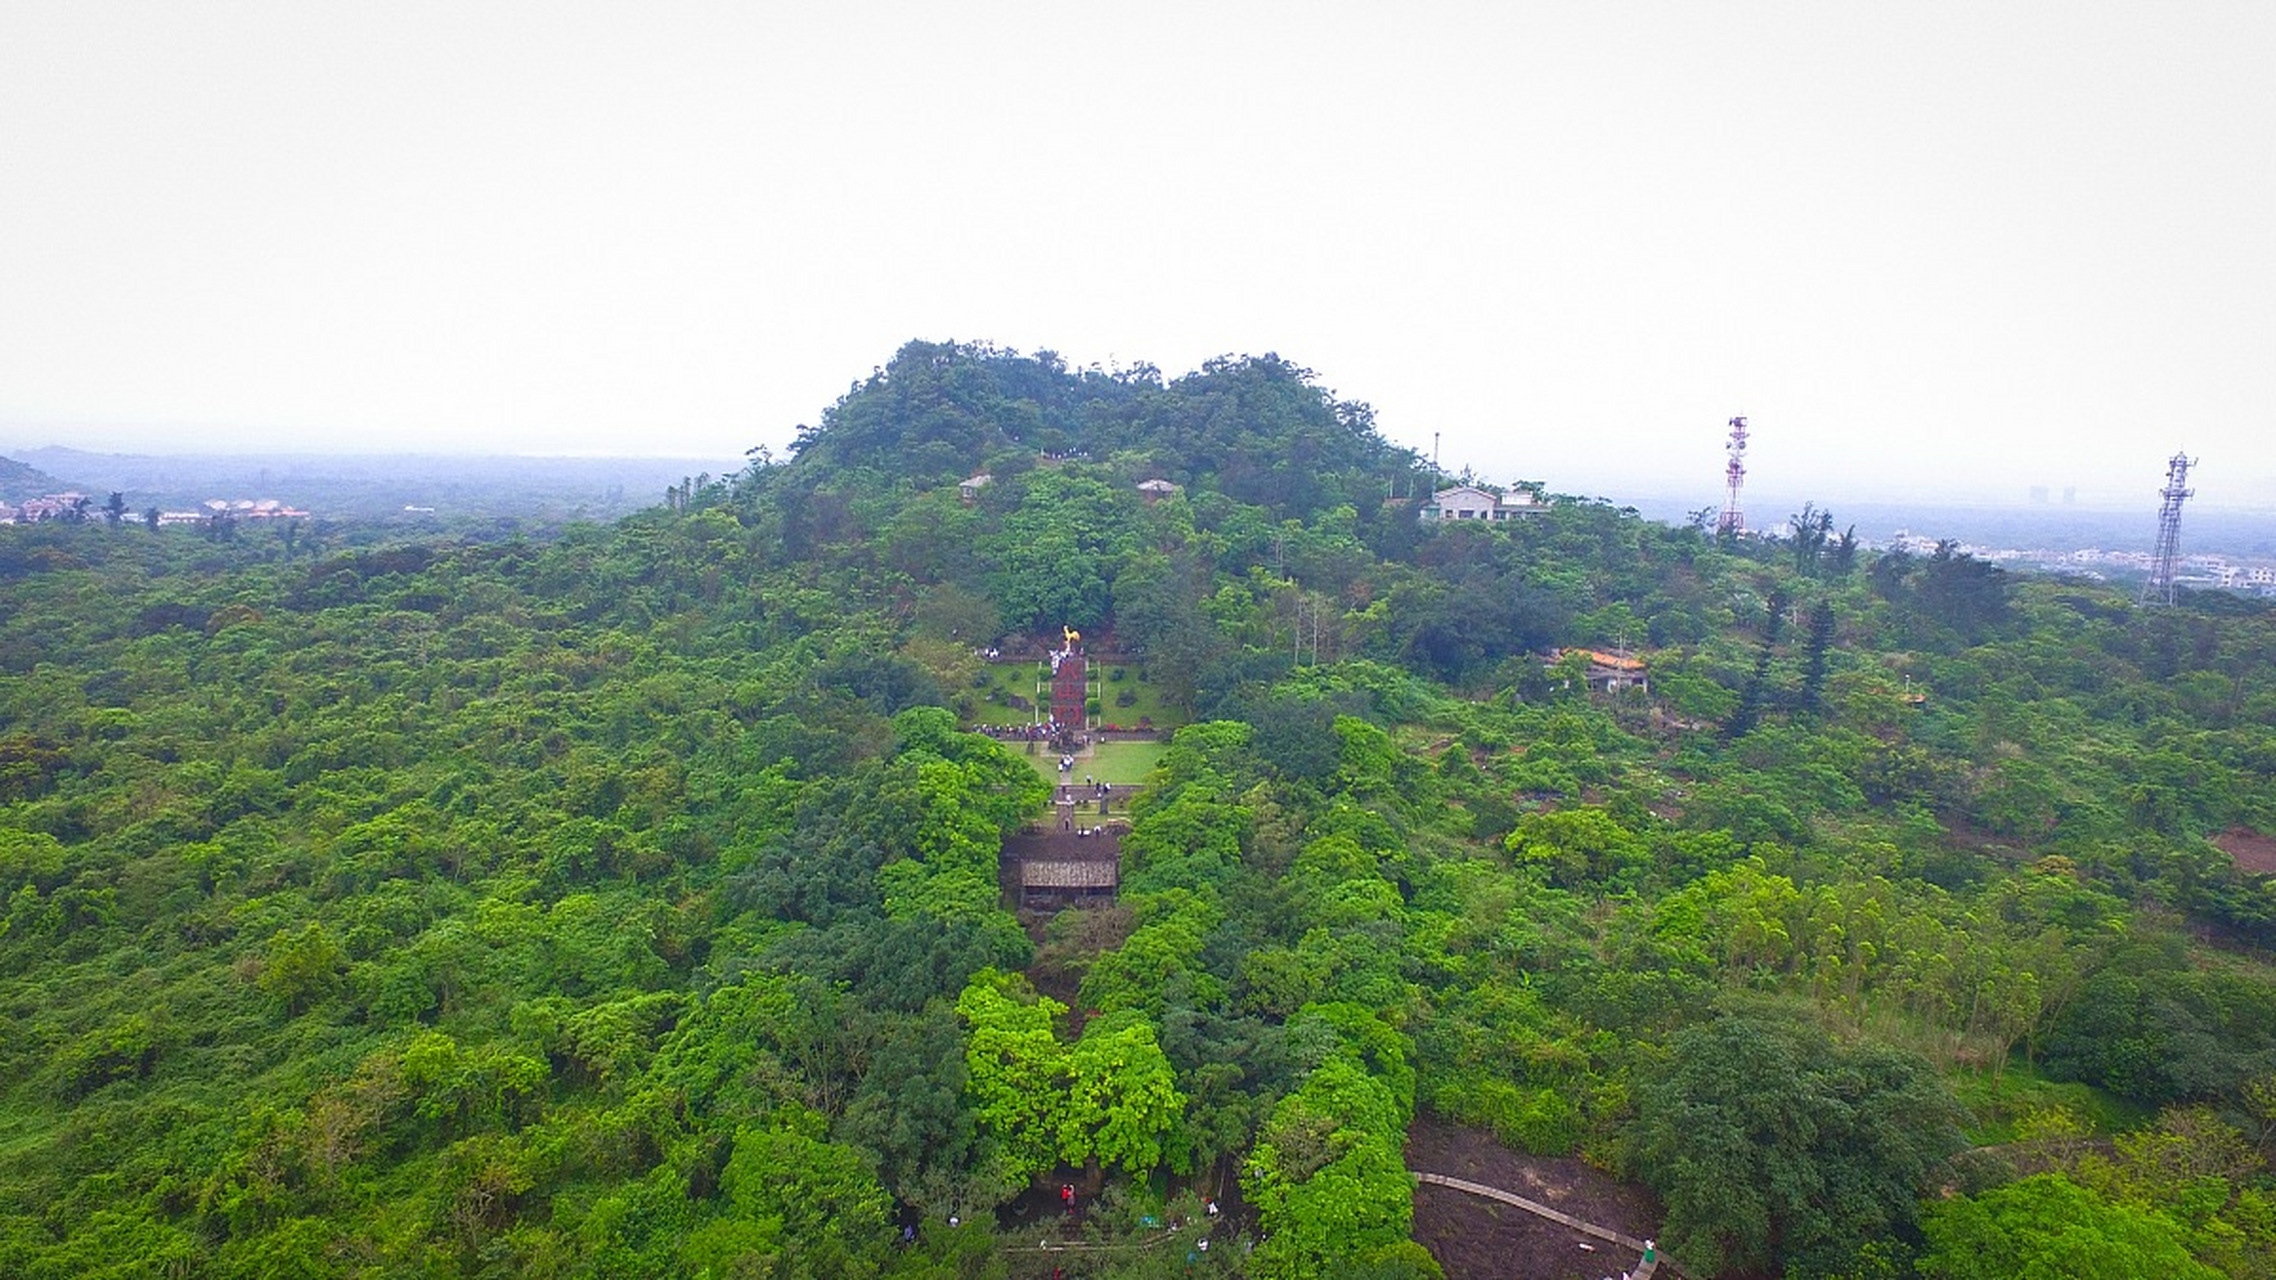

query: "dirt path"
xmin=1406 ymin=1115 xmax=1669 ymax=1280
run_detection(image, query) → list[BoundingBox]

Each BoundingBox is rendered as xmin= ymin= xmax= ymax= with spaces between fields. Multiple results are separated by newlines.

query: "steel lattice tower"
xmin=2140 ymin=451 xmax=2196 ymax=606
xmin=1716 ymin=415 xmax=1749 ymax=536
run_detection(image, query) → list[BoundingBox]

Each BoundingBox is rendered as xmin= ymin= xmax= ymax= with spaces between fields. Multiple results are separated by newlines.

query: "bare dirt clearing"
xmin=2214 ymin=827 xmax=2276 ymax=875
xmin=1407 ymin=1115 xmax=1669 ymax=1280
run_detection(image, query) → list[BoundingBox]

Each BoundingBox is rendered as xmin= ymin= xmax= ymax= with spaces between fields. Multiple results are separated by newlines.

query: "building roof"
xmin=1430 ymin=484 xmax=1501 ymax=505
xmin=1553 ymin=648 xmax=1647 ymax=671
xmin=1424 ymin=484 xmax=1544 ymax=514
xmin=1020 ymin=859 xmax=1119 ymax=889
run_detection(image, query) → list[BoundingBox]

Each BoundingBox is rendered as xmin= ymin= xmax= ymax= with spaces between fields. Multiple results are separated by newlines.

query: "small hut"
xmin=1549 ymin=648 xmax=1649 ymax=694
xmin=1020 ymin=857 xmax=1119 ymax=908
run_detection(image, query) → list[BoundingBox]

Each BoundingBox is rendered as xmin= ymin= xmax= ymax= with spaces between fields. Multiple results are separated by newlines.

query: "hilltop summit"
xmin=775 ymin=340 xmax=1419 ymax=520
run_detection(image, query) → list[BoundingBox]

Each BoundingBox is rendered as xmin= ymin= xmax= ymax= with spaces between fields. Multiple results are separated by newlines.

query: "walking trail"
xmin=1412 ymin=1171 xmax=1676 ymax=1278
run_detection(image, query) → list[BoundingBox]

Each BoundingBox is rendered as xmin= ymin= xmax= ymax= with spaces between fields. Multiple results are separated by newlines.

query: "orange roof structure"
xmin=1557 ymin=648 xmax=1646 ymax=671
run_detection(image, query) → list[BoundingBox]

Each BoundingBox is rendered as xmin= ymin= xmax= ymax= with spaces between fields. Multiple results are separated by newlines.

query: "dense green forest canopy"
xmin=780 ymin=342 xmax=1410 ymax=518
xmin=5 ymin=340 xmax=2276 ymax=1278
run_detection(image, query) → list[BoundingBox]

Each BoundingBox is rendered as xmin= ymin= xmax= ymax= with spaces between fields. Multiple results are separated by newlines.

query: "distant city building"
xmin=2 ymin=492 xmax=91 ymax=523
xmin=206 ymin=497 xmax=309 ymax=519
xmin=0 ymin=491 xmax=309 ymax=525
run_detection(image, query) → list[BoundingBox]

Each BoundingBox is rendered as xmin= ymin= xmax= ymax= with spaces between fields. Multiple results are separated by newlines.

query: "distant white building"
xmin=1419 ymin=484 xmax=1545 ymax=523
xmin=3 ymin=493 xmax=95 ymax=523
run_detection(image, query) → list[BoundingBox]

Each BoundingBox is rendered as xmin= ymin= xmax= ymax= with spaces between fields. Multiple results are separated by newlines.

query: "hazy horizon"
xmin=7 ymin=437 xmax=2271 ymax=525
xmin=4 ymin=4 xmax=2271 ymax=511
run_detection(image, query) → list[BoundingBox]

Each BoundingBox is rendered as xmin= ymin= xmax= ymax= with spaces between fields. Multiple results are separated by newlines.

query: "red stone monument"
xmin=1049 ymin=625 xmax=1089 ymax=733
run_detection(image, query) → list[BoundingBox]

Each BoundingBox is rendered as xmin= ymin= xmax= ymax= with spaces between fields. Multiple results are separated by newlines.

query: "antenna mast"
xmin=2140 ymin=451 xmax=2196 ymax=606
xmin=1716 ymin=415 xmax=1749 ymax=536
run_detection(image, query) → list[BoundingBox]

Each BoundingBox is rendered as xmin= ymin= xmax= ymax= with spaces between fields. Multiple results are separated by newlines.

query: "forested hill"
xmin=4 ymin=343 xmax=2276 ymax=1278
xmin=772 ymin=340 xmax=1419 ymax=520
xmin=0 ymin=455 xmax=69 ymax=502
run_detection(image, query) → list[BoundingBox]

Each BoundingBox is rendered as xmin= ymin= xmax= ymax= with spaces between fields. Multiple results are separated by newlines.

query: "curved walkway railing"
xmin=1412 ymin=1172 xmax=1676 ymax=1277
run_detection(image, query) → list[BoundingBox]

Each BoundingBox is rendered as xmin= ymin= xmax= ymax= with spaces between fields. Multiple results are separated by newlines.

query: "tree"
xmin=1828 ymin=524 xmax=1859 ymax=575
xmin=260 ymin=922 xmax=347 ymax=1014
xmin=1503 ymin=806 xmax=1647 ymax=890
xmin=1789 ymin=503 xmax=1833 ymax=576
xmin=1115 ymin=550 xmax=1227 ymax=710
xmin=104 ymin=492 xmax=127 ymax=527
xmin=1060 ymin=1010 xmax=1185 ymax=1174
xmin=1918 ymin=1173 xmax=2221 ymax=1279
xmin=956 ymin=971 xmax=1069 ymax=1188
xmin=1798 ymin=597 xmax=1837 ymax=711
xmin=1626 ymin=1012 xmax=1964 ymax=1276
xmin=1911 ymin=541 xmax=2012 ymax=645
xmin=978 ymin=470 xmax=1143 ymax=634
xmin=1726 ymin=586 xmax=1790 ymax=738
xmin=836 ymin=1000 xmax=977 ymax=1211
xmin=1244 ymin=1055 xmax=1414 ymax=1278
xmin=719 ymin=1102 xmax=896 ymax=1257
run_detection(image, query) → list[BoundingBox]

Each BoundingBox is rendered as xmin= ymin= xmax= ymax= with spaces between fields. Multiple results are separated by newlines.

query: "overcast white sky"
xmin=2 ymin=2 xmax=2271 ymax=508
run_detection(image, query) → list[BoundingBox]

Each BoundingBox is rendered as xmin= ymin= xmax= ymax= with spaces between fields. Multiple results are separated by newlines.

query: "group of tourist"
xmin=975 ymin=721 xmax=1056 ymax=742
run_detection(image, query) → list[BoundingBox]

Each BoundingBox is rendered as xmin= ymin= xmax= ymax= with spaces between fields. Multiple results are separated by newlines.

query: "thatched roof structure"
xmin=1020 ymin=859 xmax=1118 ymax=890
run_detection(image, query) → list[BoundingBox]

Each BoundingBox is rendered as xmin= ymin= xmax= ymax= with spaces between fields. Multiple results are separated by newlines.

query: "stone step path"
xmin=1413 ymin=1172 xmax=1674 ymax=1277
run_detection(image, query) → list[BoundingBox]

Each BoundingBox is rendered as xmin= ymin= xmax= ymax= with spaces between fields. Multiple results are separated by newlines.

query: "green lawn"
xmin=961 ymin=660 xmax=1051 ymax=727
xmin=1094 ymin=661 xmax=1186 ymax=732
xmin=958 ymin=658 xmax=1187 ymax=732
xmin=1018 ymin=739 xmax=1170 ymax=789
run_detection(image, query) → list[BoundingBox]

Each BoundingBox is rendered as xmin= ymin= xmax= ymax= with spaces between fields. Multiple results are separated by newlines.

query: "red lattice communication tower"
xmin=2140 ymin=451 xmax=2196 ymax=606
xmin=1716 ymin=415 xmax=1749 ymax=536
